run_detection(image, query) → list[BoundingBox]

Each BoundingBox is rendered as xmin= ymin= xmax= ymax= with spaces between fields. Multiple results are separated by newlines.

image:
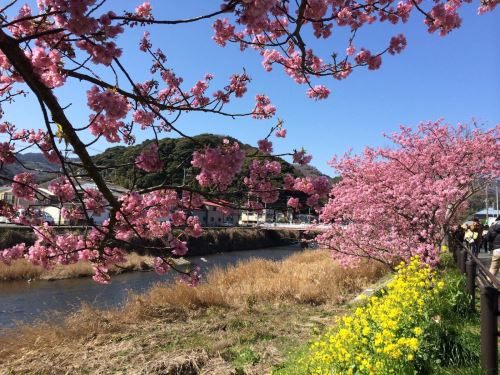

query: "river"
xmin=0 ymin=245 xmax=301 ymax=328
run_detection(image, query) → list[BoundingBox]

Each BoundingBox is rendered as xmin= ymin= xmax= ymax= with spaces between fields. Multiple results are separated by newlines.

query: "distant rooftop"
xmin=474 ymin=208 xmax=500 ymax=216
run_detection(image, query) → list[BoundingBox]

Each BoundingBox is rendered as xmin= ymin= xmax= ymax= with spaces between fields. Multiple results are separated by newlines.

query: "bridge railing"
xmin=449 ymin=235 xmax=499 ymax=375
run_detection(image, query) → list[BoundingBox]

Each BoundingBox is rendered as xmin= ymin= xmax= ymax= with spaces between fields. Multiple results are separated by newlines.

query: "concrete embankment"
xmin=0 ymin=227 xmax=300 ymax=256
xmin=186 ymin=227 xmax=300 ymax=256
xmin=0 ymin=227 xmax=301 ymax=281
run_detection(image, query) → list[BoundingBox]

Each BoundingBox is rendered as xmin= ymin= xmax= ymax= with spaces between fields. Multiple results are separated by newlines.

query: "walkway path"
xmin=477 ymin=250 xmax=492 ymax=268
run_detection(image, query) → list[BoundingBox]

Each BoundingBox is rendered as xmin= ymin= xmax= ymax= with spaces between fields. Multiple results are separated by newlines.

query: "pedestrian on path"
xmin=464 ymin=225 xmax=476 ymax=252
xmin=486 ymin=216 xmax=500 ymax=276
xmin=482 ymin=224 xmax=490 ymax=253
xmin=471 ymin=218 xmax=483 ymax=257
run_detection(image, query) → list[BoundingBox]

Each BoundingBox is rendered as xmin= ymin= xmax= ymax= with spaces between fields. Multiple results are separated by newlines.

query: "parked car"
xmin=41 ymin=212 xmax=55 ymax=225
xmin=0 ymin=216 xmax=10 ymax=224
xmin=15 ymin=208 xmax=55 ymax=225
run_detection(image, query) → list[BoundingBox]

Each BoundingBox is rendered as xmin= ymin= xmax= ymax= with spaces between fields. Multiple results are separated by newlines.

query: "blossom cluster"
xmin=135 ymin=143 xmax=164 ymax=172
xmin=210 ymin=0 xmax=492 ymax=98
xmin=284 ymin=174 xmax=331 ymax=211
xmin=191 ymin=140 xmax=245 ymax=191
xmin=244 ymin=159 xmax=282 ymax=204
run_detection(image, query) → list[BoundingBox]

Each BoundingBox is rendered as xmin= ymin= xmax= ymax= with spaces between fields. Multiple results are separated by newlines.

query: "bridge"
xmin=256 ymin=223 xmax=329 ymax=232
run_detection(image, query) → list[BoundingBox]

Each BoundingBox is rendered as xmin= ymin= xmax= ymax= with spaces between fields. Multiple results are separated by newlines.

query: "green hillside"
xmin=92 ymin=134 xmax=321 ymax=207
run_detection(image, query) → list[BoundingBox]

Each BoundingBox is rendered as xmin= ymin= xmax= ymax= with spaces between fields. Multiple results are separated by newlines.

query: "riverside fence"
xmin=450 ymin=236 xmax=499 ymax=375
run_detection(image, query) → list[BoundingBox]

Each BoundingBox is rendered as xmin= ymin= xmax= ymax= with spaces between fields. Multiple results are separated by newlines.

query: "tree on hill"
xmin=0 ymin=1 xmax=497 ymax=282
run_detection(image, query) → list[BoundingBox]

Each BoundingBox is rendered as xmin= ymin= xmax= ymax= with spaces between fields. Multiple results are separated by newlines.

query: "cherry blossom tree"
xmin=0 ymin=1 xmax=496 ymax=282
xmin=317 ymin=121 xmax=500 ymax=268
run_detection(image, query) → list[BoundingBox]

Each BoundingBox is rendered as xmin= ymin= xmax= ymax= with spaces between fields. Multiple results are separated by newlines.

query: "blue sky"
xmin=4 ymin=1 xmax=499 ymax=176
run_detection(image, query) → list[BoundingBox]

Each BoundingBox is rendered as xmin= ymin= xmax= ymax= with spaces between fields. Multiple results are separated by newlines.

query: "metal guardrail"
xmin=450 ymin=236 xmax=499 ymax=375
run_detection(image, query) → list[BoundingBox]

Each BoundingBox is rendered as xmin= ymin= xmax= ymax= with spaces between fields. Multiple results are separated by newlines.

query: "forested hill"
xmin=0 ymin=153 xmax=61 ymax=183
xmin=1 ymin=135 xmax=332 ymax=208
xmin=92 ymin=134 xmax=329 ymax=203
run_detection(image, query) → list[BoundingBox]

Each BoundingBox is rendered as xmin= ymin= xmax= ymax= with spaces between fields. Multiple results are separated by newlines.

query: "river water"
xmin=0 ymin=245 xmax=301 ymax=328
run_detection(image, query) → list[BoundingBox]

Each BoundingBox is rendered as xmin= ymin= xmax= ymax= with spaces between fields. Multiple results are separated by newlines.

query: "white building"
xmin=0 ymin=178 xmax=127 ymax=225
xmin=239 ymin=208 xmax=290 ymax=226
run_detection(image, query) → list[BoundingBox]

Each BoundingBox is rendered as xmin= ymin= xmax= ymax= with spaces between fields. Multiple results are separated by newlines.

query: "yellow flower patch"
xmin=305 ymin=256 xmax=443 ymax=374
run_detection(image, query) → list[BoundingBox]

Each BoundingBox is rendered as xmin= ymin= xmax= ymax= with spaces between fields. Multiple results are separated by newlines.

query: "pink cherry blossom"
xmin=132 ymin=109 xmax=155 ymax=127
xmin=0 ymin=243 xmax=26 ymax=266
xmin=170 ymin=238 xmax=188 ymax=256
xmin=87 ymin=86 xmax=130 ymax=120
xmin=227 ymin=73 xmax=250 ymax=97
xmin=12 ymin=172 xmax=38 ymax=201
xmin=136 ymin=143 xmax=164 ymax=172
xmin=171 ymin=210 xmax=187 ymax=226
xmin=257 ymin=139 xmax=273 ymax=154
xmin=153 ymin=257 xmax=171 ymax=275
xmin=253 ymin=95 xmax=276 ymax=119
xmin=388 ymin=34 xmax=407 ymax=55
xmin=306 ymin=85 xmax=330 ymax=100
xmin=27 ymin=48 xmax=66 ymax=88
xmin=293 ymin=149 xmax=313 ymax=165
xmin=318 ymin=121 xmax=500 ymax=267
xmin=287 ymin=197 xmax=300 ymax=210
xmin=89 ymin=114 xmax=125 ymax=143
xmin=76 ymin=40 xmax=122 ymax=66
xmin=191 ymin=141 xmax=245 ymax=191
xmin=186 ymin=216 xmax=203 ymax=238
xmin=0 ymin=142 xmax=15 ymax=164
xmin=275 ymin=128 xmax=287 ymax=138
xmin=135 ymin=2 xmax=152 ymax=19
xmin=244 ymin=159 xmax=281 ymax=204
xmin=425 ymin=3 xmax=462 ymax=36
xmin=48 ymin=177 xmax=75 ymax=202
xmin=213 ymin=18 xmax=235 ymax=46
xmin=92 ymin=265 xmax=111 ymax=284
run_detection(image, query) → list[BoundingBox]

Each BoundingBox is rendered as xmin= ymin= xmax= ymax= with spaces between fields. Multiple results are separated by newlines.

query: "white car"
xmin=0 ymin=216 xmax=10 ymax=224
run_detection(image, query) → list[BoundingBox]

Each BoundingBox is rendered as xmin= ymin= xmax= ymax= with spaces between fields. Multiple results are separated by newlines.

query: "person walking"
xmin=471 ymin=218 xmax=483 ymax=257
xmin=464 ymin=225 xmax=476 ymax=252
xmin=482 ymin=224 xmax=490 ymax=253
xmin=486 ymin=216 xmax=500 ymax=276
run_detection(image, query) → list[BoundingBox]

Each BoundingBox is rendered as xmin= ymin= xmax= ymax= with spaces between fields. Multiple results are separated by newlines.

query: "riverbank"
xmin=0 ymin=253 xmax=154 ymax=281
xmin=0 ymin=227 xmax=299 ymax=281
xmin=0 ymin=250 xmax=387 ymax=374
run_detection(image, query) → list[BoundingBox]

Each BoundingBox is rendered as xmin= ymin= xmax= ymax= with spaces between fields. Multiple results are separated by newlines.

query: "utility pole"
xmin=486 ymin=184 xmax=489 ymax=223
xmin=496 ymin=180 xmax=499 ymax=217
xmin=264 ymin=201 xmax=267 ymax=224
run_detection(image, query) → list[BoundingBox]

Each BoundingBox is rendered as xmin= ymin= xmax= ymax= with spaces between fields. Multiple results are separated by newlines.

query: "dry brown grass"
xmin=0 ymin=250 xmax=387 ymax=374
xmin=0 ymin=253 xmax=153 ymax=281
xmin=126 ymin=249 xmax=385 ymax=318
xmin=0 ymin=259 xmax=45 ymax=281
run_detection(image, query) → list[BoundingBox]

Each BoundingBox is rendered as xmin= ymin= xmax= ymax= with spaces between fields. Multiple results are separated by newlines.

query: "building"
xmin=472 ymin=208 xmax=500 ymax=226
xmin=239 ymin=208 xmax=290 ymax=226
xmin=192 ymin=200 xmax=239 ymax=227
xmin=0 ymin=178 xmax=128 ymax=225
xmin=1 ymin=180 xmax=242 ymax=227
